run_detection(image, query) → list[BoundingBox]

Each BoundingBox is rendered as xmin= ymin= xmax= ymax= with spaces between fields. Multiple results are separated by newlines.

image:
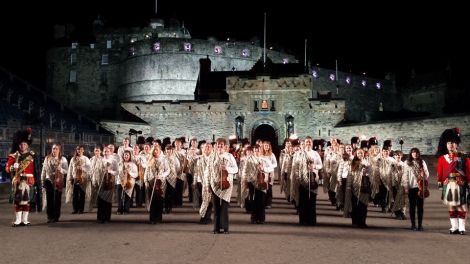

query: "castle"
xmin=45 ymin=18 xmax=470 ymax=154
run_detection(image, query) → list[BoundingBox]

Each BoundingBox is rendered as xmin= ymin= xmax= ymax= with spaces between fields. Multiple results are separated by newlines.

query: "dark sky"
xmin=1 ymin=0 xmax=467 ymax=87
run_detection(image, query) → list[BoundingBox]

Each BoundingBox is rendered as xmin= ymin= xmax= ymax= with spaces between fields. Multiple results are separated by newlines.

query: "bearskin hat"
xmin=436 ymin=128 xmax=461 ymax=157
xmin=383 ymin=139 xmax=392 ymax=150
xmin=360 ymin=140 xmax=368 ymax=149
xmin=145 ymin=137 xmax=154 ymax=144
xmin=368 ymin=137 xmax=378 ymax=148
xmin=351 ymin=136 xmax=360 ymax=145
xmin=10 ymin=128 xmax=33 ymax=153
xmin=136 ymin=136 xmax=146 ymax=145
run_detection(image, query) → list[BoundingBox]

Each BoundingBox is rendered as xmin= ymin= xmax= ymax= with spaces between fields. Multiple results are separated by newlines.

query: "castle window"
xmin=130 ymin=37 xmax=137 ymax=43
xmin=254 ymin=101 xmax=259 ymax=112
xmin=106 ymin=40 xmax=112 ymax=49
xmin=345 ymin=76 xmax=351 ymax=84
xmin=261 ymin=100 xmax=269 ymax=110
xmin=242 ymin=48 xmax=250 ymax=57
xmin=282 ymin=58 xmax=289 ymax=64
xmin=376 ymin=82 xmax=381 ymax=89
xmin=71 ymin=42 xmax=78 ymax=49
xmin=270 ymin=100 xmax=276 ymax=111
xmin=312 ymin=70 xmax=318 ymax=78
xmin=101 ymin=54 xmax=109 ymax=65
xmin=90 ymin=43 xmax=95 ymax=49
xmin=329 ymin=73 xmax=335 ymax=81
xmin=214 ymin=46 xmax=222 ymax=54
xmin=70 ymin=53 xmax=77 ymax=65
xmin=361 ymin=80 xmax=367 ymax=87
xmin=145 ymin=33 xmax=152 ymax=39
xmin=153 ymin=42 xmax=161 ymax=52
xmin=69 ymin=70 xmax=77 ymax=83
xmin=183 ymin=42 xmax=192 ymax=52
xmin=128 ymin=47 xmax=136 ymax=57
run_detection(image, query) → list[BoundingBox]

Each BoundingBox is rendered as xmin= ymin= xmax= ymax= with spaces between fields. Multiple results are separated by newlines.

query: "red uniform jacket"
xmin=437 ymin=153 xmax=470 ymax=184
xmin=6 ymin=151 xmax=36 ymax=186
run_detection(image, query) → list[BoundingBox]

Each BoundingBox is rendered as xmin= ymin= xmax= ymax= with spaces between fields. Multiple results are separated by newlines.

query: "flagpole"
xmin=304 ymin=39 xmax=307 ymax=69
xmin=263 ymin=12 xmax=266 ymax=70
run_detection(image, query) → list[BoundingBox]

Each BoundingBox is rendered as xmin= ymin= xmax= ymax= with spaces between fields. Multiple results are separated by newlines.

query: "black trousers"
xmin=164 ymin=183 xmax=175 ymax=213
xmin=97 ymin=196 xmax=112 ymax=222
xmin=116 ymin=185 xmax=130 ymax=213
xmin=149 ymin=194 xmax=164 ymax=223
xmin=251 ymin=189 xmax=266 ymax=223
xmin=45 ymin=180 xmax=62 ymax=221
xmin=175 ymin=179 xmax=184 ymax=207
xmin=298 ymin=187 xmax=317 ymax=225
xmin=373 ymin=182 xmax=388 ymax=211
xmin=408 ymin=188 xmax=423 ymax=227
xmin=245 ymin=183 xmax=255 ymax=213
xmin=212 ymin=189 xmax=229 ymax=232
xmin=265 ymin=184 xmax=273 ymax=207
xmin=338 ymin=178 xmax=347 ymax=209
xmin=186 ymin=173 xmax=194 ymax=202
xmin=196 ymin=182 xmax=203 ymax=208
xmin=202 ymin=202 xmax=213 ymax=223
xmin=134 ymin=184 xmax=144 ymax=207
xmin=72 ymin=183 xmax=85 ymax=213
xmin=328 ymin=190 xmax=337 ymax=206
xmin=351 ymin=194 xmax=368 ymax=227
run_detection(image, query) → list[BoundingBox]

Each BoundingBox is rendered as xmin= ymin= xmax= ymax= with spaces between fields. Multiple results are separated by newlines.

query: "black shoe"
xmin=224 ymin=230 xmax=229 ymax=234
xmin=449 ymin=229 xmax=459 ymax=235
xmin=47 ymin=219 xmax=54 ymax=223
xmin=72 ymin=211 xmax=78 ymax=214
xmin=78 ymin=211 xmax=84 ymax=214
xmin=418 ymin=226 xmax=424 ymax=231
xmin=251 ymin=220 xmax=256 ymax=224
xmin=411 ymin=226 xmax=417 ymax=231
xmin=460 ymin=231 xmax=465 ymax=235
xmin=12 ymin=223 xmax=21 ymax=227
xmin=149 ymin=221 xmax=156 ymax=225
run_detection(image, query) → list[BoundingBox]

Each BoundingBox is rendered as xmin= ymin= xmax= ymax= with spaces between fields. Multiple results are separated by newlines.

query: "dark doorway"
xmin=252 ymin=124 xmax=279 ymax=158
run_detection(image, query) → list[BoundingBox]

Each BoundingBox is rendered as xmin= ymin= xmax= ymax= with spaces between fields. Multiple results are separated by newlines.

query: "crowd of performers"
xmin=5 ymin=127 xmax=470 ymax=235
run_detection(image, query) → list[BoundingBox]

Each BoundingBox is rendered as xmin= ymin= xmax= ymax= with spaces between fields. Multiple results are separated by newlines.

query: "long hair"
xmin=407 ymin=147 xmax=423 ymax=169
xmin=262 ymin=141 xmax=273 ymax=156
xmin=351 ymin=149 xmax=365 ymax=172
xmin=48 ymin=143 xmax=63 ymax=159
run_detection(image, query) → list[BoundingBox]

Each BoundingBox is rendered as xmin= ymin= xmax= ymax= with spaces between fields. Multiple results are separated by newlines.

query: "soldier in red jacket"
xmin=5 ymin=128 xmax=36 ymax=227
xmin=436 ymin=128 xmax=470 ymax=235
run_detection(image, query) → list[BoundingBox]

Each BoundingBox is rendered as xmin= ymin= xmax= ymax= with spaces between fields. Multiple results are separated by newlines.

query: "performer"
xmin=41 ymin=143 xmax=68 ymax=223
xmin=186 ymin=137 xmax=199 ymax=203
xmin=261 ymin=141 xmax=277 ymax=209
xmin=279 ymin=140 xmax=293 ymax=201
xmin=210 ymin=138 xmax=238 ymax=234
xmin=437 ymin=128 xmax=470 ymax=235
xmin=336 ymin=144 xmax=353 ymax=213
xmin=391 ymin=150 xmax=407 ymax=221
xmin=116 ymin=150 xmax=137 ymax=214
xmin=134 ymin=143 xmax=150 ymax=208
xmin=291 ymin=136 xmax=322 ymax=226
xmin=164 ymin=145 xmax=179 ymax=213
xmin=66 ymin=145 xmax=91 ymax=214
xmin=145 ymin=145 xmax=170 ymax=224
xmin=403 ymin=148 xmax=429 ymax=231
xmin=174 ymin=138 xmax=186 ymax=207
xmin=95 ymin=146 xmax=117 ymax=223
xmin=243 ymin=145 xmax=268 ymax=224
xmin=6 ymin=128 xmax=37 ymax=227
xmin=345 ymin=149 xmax=371 ymax=228
xmin=117 ymin=137 xmax=133 ymax=159
xmin=198 ymin=142 xmax=214 ymax=224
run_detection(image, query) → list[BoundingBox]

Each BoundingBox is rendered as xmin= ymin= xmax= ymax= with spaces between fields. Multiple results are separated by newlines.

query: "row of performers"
xmin=277 ymin=137 xmax=430 ymax=229
xmin=7 ymin=128 xmax=469 ymax=234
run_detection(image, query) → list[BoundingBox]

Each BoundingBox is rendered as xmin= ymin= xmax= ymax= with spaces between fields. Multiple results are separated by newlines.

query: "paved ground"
xmin=1 ymin=172 xmax=470 ymax=263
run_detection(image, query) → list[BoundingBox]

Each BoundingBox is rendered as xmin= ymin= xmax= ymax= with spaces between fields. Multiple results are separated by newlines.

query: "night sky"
xmin=0 ymin=0 xmax=467 ymax=88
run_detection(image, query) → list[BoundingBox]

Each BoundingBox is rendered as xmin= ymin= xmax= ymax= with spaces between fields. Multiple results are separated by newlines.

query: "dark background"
xmin=0 ymin=0 xmax=467 ymax=88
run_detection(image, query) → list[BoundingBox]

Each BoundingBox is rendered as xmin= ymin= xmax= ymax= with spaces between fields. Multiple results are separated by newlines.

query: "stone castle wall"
xmin=332 ymin=115 xmax=470 ymax=155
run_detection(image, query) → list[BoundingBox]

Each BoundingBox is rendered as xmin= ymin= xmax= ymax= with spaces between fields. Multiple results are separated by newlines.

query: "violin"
xmin=418 ymin=177 xmax=429 ymax=198
xmin=256 ymin=164 xmax=268 ymax=190
xmin=219 ymin=157 xmax=230 ymax=190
